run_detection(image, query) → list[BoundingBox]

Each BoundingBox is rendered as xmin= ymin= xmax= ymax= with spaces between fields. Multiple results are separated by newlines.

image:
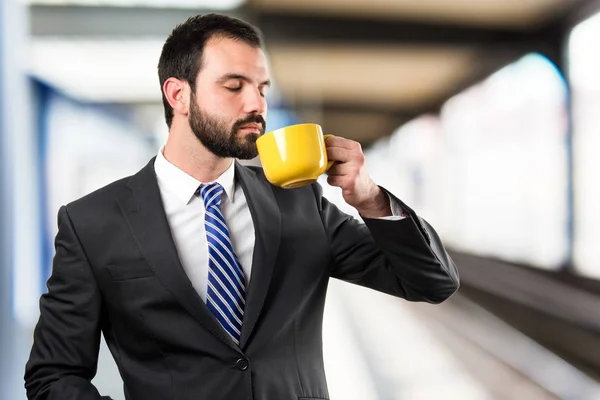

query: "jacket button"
xmin=236 ymin=358 xmax=249 ymax=371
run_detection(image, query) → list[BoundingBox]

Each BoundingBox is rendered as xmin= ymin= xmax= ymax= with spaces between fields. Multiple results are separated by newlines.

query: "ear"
xmin=163 ymin=77 xmax=191 ymax=118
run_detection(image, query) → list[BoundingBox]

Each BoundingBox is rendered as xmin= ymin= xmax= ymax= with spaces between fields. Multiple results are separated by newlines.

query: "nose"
xmin=243 ymin=87 xmax=267 ymax=116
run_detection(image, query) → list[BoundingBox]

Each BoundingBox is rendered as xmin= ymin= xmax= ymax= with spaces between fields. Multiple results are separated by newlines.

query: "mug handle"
xmin=323 ymin=134 xmax=335 ymax=170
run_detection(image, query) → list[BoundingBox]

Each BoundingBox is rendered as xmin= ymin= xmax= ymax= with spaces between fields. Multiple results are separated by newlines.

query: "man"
xmin=25 ymin=13 xmax=459 ymax=400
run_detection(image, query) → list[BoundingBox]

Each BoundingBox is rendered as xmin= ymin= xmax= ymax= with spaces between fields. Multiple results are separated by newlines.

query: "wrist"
xmin=356 ymin=187 xmax=392 ymax=218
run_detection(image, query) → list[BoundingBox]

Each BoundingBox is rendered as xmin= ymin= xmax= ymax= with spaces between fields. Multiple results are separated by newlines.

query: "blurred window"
xmin=569 ymin=11 xmax=600 ymax=279
xmin=38 ymin=83 xmax=155 ymax=286
xmin=438 ymin=53 xmax=569 ymax=268
xmin=367 ymin=115 xmax=447 ymax=230
xmin=367 ymin=54 xmax=569 ymax=268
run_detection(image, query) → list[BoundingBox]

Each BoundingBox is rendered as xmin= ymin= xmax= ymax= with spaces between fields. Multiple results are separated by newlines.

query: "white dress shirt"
xmin=154 ymin=148 xmax=405 ymax=302
xmin=154 ymin=149 xmax=255 ymax=302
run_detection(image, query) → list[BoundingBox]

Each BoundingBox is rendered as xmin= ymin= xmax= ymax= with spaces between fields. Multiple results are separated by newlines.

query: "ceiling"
xmin=27 ymin=0 xmax=596 ymax=143
xmin=252 ymin=0 xmax=574 ymax=28
xmin=267 ymin=45 xmax=477 ymax=109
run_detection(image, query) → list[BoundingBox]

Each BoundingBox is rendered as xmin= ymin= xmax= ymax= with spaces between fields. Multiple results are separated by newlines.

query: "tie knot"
xmin=199 ymin=182 xmax=224 ymax=209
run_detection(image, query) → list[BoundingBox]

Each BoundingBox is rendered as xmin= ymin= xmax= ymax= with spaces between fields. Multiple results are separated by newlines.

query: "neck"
xmin=163 ymin=124 xmax=233 ymax=183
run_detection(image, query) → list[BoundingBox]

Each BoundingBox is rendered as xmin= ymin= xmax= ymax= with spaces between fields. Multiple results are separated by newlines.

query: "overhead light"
xmin=26 ymin=0 xmax=245 ymax=10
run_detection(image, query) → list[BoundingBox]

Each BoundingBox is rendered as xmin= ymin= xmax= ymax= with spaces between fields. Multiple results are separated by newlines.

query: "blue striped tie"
xmin=198 ymin=182 xmax=246 ymax=345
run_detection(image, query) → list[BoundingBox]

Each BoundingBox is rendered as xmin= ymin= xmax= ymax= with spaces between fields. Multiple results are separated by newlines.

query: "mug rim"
xmin=257 ymin=123 xmax=322 ymax=144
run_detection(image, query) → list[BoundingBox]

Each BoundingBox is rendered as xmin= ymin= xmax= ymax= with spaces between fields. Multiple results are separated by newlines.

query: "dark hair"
xmin=158 ymin=13 xmax=264 ymax=127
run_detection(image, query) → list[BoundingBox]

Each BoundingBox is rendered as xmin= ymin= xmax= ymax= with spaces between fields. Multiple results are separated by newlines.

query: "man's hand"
xmin=325 ymin=136 xmax=392 ymax=218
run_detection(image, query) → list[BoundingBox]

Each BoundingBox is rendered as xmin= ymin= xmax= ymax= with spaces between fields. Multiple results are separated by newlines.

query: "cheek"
xmin=196 ymin=99 xmax=232 ymax=122
xmin=210 ymin=96 xmax=243 ymax=118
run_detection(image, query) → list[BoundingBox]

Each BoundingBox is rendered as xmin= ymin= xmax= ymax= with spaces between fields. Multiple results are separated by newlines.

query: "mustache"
xmin=233 ymin=114 xmax=266 ymax=133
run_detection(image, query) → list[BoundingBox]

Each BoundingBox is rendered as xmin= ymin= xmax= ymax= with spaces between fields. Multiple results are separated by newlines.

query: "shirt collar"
xmin=154 ymin=147 xmax=236 ymax=205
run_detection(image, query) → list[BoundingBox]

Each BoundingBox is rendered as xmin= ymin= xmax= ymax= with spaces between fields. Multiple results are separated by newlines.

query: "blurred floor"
xmin=327 ymin=280 xmax=557 ymax=400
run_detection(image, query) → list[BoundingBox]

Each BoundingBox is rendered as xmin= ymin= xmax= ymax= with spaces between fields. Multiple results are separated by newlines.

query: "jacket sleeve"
xmin=24 ymin=206 xmax=110 ymax=400
xmin=314 ymin=184 xmax=460 ymax=304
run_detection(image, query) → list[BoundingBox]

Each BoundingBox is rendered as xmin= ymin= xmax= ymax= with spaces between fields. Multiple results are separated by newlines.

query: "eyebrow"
xmin=217 ymin=73 xmax=271 ymax=87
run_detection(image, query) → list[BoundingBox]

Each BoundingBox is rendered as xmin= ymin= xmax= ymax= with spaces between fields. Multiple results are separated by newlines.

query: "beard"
xmin=188 ymin=93 xmax=265 ymax=160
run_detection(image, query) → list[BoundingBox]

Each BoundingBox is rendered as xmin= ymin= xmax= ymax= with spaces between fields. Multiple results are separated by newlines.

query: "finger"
xmin=327 ymin=174 xmax=355 ymax=189
xmin=326 ymin=174 xmax=343 ymax=187
xmin=325 ymin=136 xmax=362 ymax=151
xmin=326 ymin=147 xmax=352 ymax=163
xmin=327 ymin=146 xmax=365 ymax=166
xmin=327 ymin=162 xmax=359 ymax=177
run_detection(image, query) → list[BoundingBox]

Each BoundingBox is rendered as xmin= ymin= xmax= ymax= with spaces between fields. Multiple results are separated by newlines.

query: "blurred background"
xmin=2 ymin=0 xmax=600 ymax=399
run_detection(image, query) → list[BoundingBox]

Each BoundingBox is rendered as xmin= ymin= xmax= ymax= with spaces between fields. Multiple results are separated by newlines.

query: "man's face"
xmin=189 ymin=36 xmax=270 ymax=159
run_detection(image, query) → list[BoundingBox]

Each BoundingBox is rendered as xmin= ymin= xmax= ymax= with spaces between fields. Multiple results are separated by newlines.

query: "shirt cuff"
xmin=377 ymin=194 xmax=407 ymax=221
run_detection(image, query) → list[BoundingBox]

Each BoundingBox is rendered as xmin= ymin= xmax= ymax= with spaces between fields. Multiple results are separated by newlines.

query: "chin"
xmin=238 ymin=129 xmax=261 ymax=138
xmin=240 ymin=132 xmax=260 ymax=144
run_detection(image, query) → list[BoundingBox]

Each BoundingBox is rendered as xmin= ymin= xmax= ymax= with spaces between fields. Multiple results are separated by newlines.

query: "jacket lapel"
xmin=235 ymin=163 xmax=282 ymax=349
xmin=117 ymin=158 xmax=240 ymax=351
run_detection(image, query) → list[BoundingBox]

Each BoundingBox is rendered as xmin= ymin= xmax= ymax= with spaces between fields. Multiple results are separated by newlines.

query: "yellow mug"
xmin=256 ymin=123 xmax=334 ymax=189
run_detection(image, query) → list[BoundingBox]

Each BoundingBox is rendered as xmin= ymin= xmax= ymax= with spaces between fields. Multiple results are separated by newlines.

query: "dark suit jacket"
xmin=25 ymin=158 xmax=459 ymax=400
